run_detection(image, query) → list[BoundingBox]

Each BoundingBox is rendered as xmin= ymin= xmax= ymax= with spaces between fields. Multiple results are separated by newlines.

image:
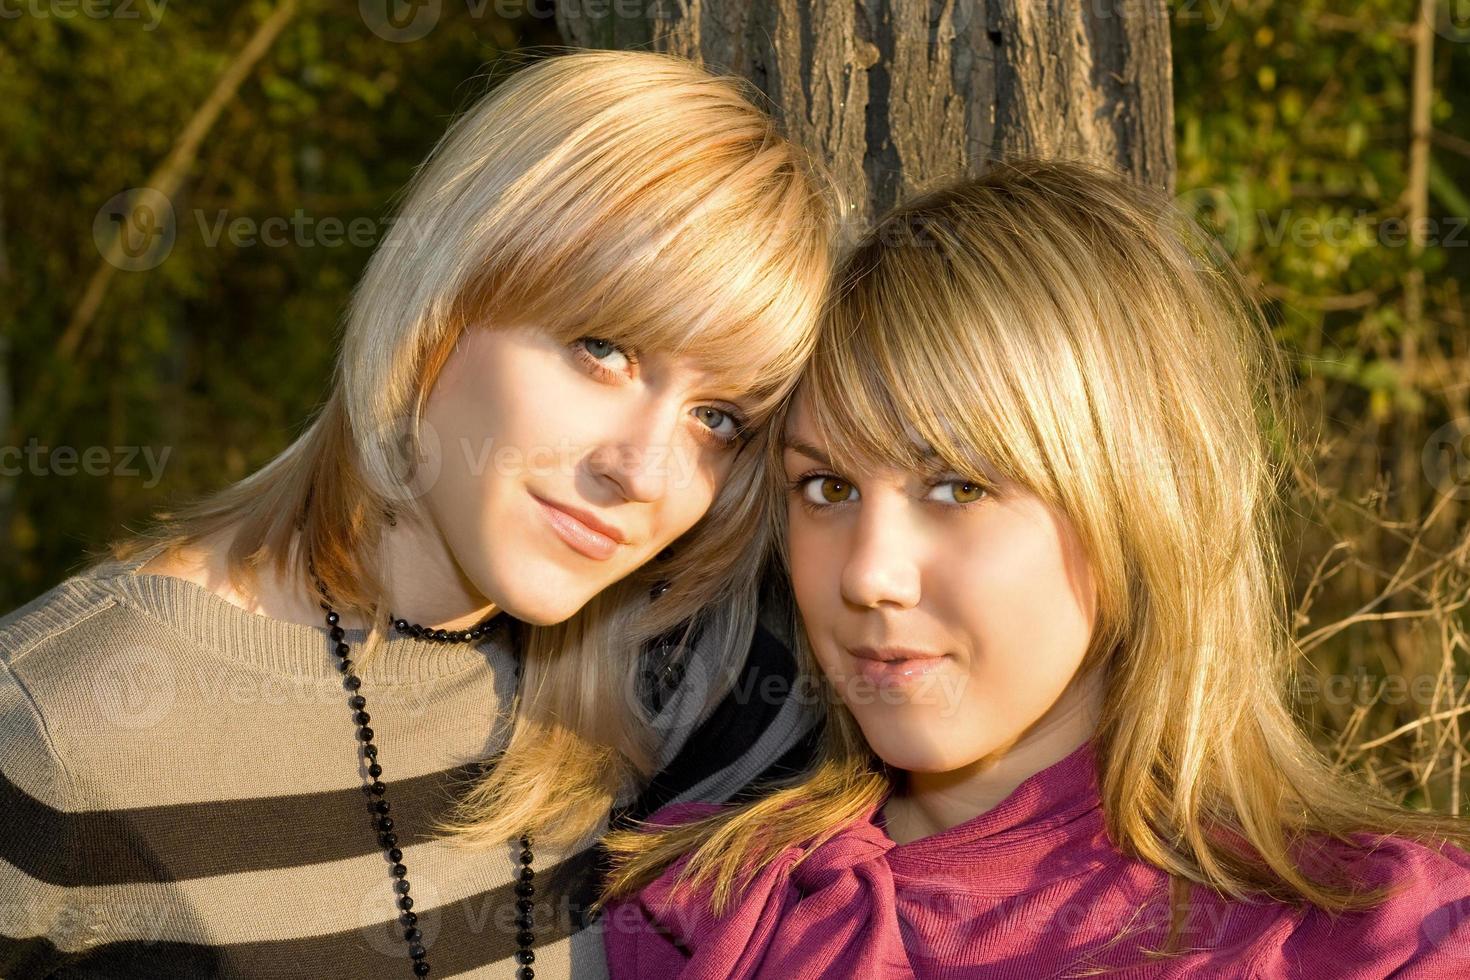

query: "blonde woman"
xmin=0 ymin=51 xmax=835 ymax=979
xmin=598 ymin=160 xmax=1470 ymax=977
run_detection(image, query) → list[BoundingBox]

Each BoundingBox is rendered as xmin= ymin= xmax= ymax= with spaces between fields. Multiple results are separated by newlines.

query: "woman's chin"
xmin=858 ymin=720 xmax=984 ymax=775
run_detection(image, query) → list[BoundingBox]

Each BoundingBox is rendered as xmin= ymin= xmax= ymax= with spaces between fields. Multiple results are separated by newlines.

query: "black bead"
xmin=338 ymin=659 xmax=354 ymax=673
xmin=413 ymin=963 xmax=430 ymax=977
xmin=364 ymin=744 xmax=378 ymax=758
xmin=515 ymin=947 xmax=535 ymax=964
xmin=519 ymin=866 xmax=534 ymax=882
xmin=404 ymin=926 xmax=421 ymax=942
xmin=349 ymin=695 xmax=366 ymax=709
xmin=515 ymin=899 xmax=533 ymax=914
xmin=392 ymin=863 xmax=407 ymax=877
xmin=394 ymin=619 xmax=409 ymax=632
xmin=368 ymin=762 xmax=383 ymax=778
xmin=389 ymin=847 xmax=403 ymax=862
xmin=378 ymin=816 xmax=394 ymax=832
xmin=517 ymin=969 xmax=533 ymax=980
xmin=374 ymin=800 xmax=390 ymax=815
xmin=354 ymin=710 xmax=371 ymax=725
xmin=410 ymin=624 xmax=424 ymax=637
xmin=409 ymin=943 xmax=426 ymax=959
xmin=335 ymin=642 xmax=350 ymax=657
xmin=514 ymin=881 xmax=535 ymax=898
xmin=394 ymin=879 xmax=410 ymax=894
xmin=398 ymin=896 xmax=414 ymax=910
xmin=381 ymin=831 xmax=398 ymax=847
xmin=402 ymin=911 xmax=418 ymax=925
xmin=345 ymin=676 xmax=362 ymax=690
xmin=515 ymin=913 xmax=534 ymax=931
xmin=357 ymin=726 xmax=374 ymax=742
xmin=370 ymin=781 xmax=387 ymax=795
xmin=326 ymin=611 xmax=340 ymax=626
xmin=329 ymin=625 xmax=345 ymax=641
xmin=519 ymin=849 xmax=533 ymax=864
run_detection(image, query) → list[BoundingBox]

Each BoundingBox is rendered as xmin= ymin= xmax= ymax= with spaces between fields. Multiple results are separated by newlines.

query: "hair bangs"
xmin=793 ymin=236 xmax=1039 ymax=498
xmin=448 ymin=103 xmax=832 ymax=426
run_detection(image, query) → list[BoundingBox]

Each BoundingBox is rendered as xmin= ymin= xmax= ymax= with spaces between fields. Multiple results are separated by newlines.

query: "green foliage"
xmin=0 ymin=1 xmax=559 ymax=593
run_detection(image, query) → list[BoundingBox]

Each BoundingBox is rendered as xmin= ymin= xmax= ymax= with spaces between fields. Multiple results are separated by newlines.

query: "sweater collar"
xmin=88 ymin=540 xmax=516 ymax=685
xmin=882 ymin=736 xmax=1112 ymax=893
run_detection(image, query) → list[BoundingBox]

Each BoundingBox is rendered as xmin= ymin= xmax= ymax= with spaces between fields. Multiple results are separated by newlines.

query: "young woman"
xmin=597 ymin=159 xmax=1470 ymax=977
xmin=0 ymin=51 xmax=835 ymax=979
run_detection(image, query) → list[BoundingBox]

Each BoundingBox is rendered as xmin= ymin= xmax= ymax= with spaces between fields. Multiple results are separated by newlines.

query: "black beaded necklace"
xmin=307 ymin=556 xmax=537 ymax=980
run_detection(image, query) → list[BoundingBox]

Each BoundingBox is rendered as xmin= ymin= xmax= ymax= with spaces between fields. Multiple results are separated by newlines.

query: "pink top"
xmin=601 ymin=739 xmax=1470 ymax=978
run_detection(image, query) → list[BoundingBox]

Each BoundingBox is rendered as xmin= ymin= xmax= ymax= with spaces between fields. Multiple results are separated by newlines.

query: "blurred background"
xmin=2 ymin=1 xmax=1468 ymax=814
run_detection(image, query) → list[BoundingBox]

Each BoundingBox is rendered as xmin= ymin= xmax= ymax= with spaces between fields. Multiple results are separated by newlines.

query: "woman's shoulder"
xmin=1 ymin=552 xmax=199 ymax=792
xmin=0 ymin=554 xmax=153 ymax=672
xmin=1277 ymin=830 xmax=1470 ymax=975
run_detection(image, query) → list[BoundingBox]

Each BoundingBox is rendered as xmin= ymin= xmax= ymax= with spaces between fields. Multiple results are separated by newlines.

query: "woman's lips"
xmin=534 ymin=494 xmax=620 ymax=561
xmin=845 ymin=648 xmax=951 ymax=688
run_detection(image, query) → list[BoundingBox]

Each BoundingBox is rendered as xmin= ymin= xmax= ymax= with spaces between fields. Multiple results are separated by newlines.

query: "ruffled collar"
xmin=882 ymin=736 xmax=1113 ymax=894
xmin=616 ymin=737 xmax=1113 ymax=978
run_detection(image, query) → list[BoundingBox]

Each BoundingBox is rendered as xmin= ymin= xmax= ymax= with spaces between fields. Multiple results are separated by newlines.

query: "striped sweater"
xmin=0 ymin=542 xmax=820 ymax=979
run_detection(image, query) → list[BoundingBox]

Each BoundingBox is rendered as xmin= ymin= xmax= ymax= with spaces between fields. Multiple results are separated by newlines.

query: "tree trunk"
xmin=556 ymin=0 xmax=1174 ymax=227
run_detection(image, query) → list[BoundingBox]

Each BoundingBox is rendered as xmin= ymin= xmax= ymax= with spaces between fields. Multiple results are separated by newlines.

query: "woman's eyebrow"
xmin=780 ymin=438 xmax=833 ymax=466
xmin=781 ymin=436 xmax=947 ymax=470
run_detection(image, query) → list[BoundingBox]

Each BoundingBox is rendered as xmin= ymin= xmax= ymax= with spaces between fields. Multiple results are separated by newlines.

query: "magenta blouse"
xmin=600 ymin=739 xmax=1470 ymax=978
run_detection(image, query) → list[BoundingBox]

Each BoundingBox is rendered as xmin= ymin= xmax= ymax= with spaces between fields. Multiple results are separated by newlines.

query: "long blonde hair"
xmin=105 ymin=49 xmax=838 ymax=851
xmin=599 ymin=159 xmax=1470 ymax=941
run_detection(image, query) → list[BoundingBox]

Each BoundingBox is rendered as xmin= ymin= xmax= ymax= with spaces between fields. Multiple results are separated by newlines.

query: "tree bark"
xmin=556 ymin=0 xmax=1175 ymax=227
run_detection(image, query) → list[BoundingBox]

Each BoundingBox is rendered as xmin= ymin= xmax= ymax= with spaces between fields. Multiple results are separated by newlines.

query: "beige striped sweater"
xmin=0 ymin=542 xmax=818 ymax=978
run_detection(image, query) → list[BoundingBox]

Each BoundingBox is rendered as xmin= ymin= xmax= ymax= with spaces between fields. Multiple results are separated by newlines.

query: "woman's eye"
xmin=796 ymin=475 xmax=858 ymax=506
xmin=693 ymin=406 xmax=745 ymax=444
xmin=577 ymin=337 xmax=635 ymax=375
xmin=927 ymin=479 xmax=988 ymax=504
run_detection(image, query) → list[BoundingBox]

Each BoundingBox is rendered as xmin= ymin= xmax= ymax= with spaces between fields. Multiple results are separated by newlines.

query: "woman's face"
xmin=781 ymin=390 xmax=1100 ymax=773
xmin=414 ymin=323 xmax=755 ymax=625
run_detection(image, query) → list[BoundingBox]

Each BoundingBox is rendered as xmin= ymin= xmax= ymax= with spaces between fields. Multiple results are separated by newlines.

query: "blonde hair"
xmin=105 ymin=49 xmax=838 ymax=850
xmin=599 ymin=159 xmax=1470 ymax=951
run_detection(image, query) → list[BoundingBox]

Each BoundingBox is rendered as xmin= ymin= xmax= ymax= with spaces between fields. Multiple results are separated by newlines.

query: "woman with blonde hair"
xmin=0 ymin=50 xmax=835 ymax=978
xmin=598 ymin=159 xmax=1470 ymax=977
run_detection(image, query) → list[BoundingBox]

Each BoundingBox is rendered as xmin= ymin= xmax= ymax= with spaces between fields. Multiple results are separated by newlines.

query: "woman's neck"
xmin=882 ymin=666 xmax=1105 ymax=846
xmin=135 ymin=518 xmax=501 ymax=633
